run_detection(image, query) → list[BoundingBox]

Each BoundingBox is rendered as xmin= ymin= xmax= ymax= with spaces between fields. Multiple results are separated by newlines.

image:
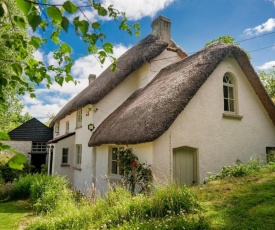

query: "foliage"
xmin=259 ymin=69 xmax=275 ymax=103
xmin=117 ymin=148 xmax=152 ymax=194
xmin=0 ymin=92 xmax=32 ymax=133
xmin=0 ymin=0 xmax=140 ymax=102
xmin=205 ymin=35 xmax=251 ymax=59
xmin=204 ymin=157 xmax=262 ymax=183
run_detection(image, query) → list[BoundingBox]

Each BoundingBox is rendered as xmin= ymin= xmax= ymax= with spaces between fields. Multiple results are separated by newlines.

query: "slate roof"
xmin=88 ymin=42 xmax=275 ymax=146
xmin=8 ymin=118 xmax=53 ymax=142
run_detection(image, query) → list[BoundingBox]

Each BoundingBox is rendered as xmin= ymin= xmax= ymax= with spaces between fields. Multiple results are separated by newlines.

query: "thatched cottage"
xmin=48 ymin=16 xmax=275 ymax=194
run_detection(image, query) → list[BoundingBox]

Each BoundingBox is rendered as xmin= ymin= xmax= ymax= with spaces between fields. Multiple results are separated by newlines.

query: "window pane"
xmin=229 ymin=99 xmax=235 ymax=112
xmin=223 ymin=86 xmax=228 ymax=98
xmin=228 ymin=87 xmax=234 ymax=99
xmin=224 ymin=99 xmax=229 ymax=111
xmin=112 ymin=161 xmax=117 ymax=174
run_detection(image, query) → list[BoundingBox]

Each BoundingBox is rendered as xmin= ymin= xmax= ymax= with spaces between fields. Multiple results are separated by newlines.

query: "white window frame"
xmin=55 ymin=122 xmax=60 ymax=134
xmin=75 ymin=144 xmax=82 ymax=168
xmin=65 ymin=121 xmax=69 ymax=134
xmin=76 ymin=109 xmax=82 ymax=128
xmin=62 ymin=148 xmax=69 ymax=165
xmin=223 ymin=73 xmax=236 ymax=113
xmin=109 ymin=147 xmax=123 ymax=176
xmin=32 ymin=142 xmax=47 ymax=153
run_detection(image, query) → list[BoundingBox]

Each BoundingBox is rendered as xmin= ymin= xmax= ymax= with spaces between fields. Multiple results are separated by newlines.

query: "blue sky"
xmin=22 ymin=0 xmax=275 ymax=122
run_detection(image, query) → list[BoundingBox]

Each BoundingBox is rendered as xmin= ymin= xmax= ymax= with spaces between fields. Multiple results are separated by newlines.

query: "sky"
xmin=22 ymin=0 xmax=275 ymax=122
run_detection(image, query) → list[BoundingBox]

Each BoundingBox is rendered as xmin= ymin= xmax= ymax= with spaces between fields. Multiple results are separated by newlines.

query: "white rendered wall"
xmin=94 ymin=142 xmax=153 ymax=195
xmin=153 ymin=56 xmax=275 ymax=184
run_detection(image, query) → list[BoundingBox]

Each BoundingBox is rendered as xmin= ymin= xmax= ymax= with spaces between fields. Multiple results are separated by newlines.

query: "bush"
xmin=31 ymin=175 xmax=70 ymax=213
xmin=204 ymin=157 xmax=262 ymax=183
xmin=12 ymin=174 xmax=34 ymax=199
xmin=0 ymin=182 xmax=15 ymax=201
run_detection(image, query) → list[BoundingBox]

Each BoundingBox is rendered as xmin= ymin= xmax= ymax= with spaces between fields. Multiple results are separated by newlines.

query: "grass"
xmin=0 ymin=200 xmax=34 ymax=230
xmin=193 ymin=171 xmax=275 ymax=230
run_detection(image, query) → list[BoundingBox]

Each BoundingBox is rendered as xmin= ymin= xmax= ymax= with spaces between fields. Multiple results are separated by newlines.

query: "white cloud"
xmin=256 ymin=61 xmax=275 ymax=70
xmin=244 ymin=18 xmax=275 ymax=36
xmin=102 ymin=0 xmax=175 ymax=20
xmin=33 ymin=50 xmax=44 ymax=62
xmin=268 ymin=0 xmax=275 ymax=6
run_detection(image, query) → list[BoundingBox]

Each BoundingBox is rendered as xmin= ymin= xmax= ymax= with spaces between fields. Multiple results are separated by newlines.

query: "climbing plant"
xmin=117 ymin=148 xmax=152 ymax=194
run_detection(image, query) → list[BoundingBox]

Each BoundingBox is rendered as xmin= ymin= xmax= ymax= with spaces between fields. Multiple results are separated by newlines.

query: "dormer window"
xmin=76 ymin=109 xmax=82 ymax=128
xmin=223 ymin=74 xmax=235 ymax=113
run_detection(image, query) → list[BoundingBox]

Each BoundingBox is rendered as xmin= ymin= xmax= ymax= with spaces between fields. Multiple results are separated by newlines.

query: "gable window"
xmin=223 ymin=74 xmax=235 ymax=113
xmin=66 ymin=121 xmax=69 ymax=134
xmin=55 ymin=122 xmax=60 ymax=134
xmin=62 ymin=148 xmax=69 ymax=165
xmin=75 ymin=144 xmax=82 ymax=168
xmin=76 ymin=109 xmax=82 ymax=128
xmin=110 ymin=147 xmax=123 ymax=176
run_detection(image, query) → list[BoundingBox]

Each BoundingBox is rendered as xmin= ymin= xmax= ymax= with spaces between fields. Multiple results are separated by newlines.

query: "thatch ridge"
xmin=50 ymin=34 xmax=169 ymax=127
xmin=88 ymin=43 xmax=275 ymax=146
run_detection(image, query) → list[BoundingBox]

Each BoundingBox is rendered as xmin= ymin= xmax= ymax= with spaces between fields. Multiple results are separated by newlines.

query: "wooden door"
xmin=173 ymin=147 xmax=197 ymax=186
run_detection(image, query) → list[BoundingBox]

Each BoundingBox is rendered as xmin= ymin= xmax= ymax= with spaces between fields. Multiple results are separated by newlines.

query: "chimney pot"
xmin=89 ymin=74 xmax=96 ymax=85
xmin=151 ymin=15 xmax=171 ymax=42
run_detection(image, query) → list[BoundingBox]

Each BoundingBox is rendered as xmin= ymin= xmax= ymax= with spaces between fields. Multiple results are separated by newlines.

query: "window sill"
xmin=60 ymin=164 xmax=70 ymax=167
xmin=223 ymin=113 xmax=243 ymax=120
xmin=74 ymin=166 xmax=82 ymax=171
xmin=75 ymin=126 xmax=82 ymax=130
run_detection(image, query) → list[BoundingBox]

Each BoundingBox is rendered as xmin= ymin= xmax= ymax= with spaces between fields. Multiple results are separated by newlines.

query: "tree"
xmin=259 ymin=70 xmax=275 ymax=103
xmin=0 ymin=0 xmax=139 ymax=169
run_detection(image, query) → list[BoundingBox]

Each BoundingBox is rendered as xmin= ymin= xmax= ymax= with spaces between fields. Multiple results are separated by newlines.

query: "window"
xmin=223 ymin=74 xmax=235 ymax=113
xmin=66 ymin=121 xmax=69 ymax=133
xmin=110 ymin=147 xmax=123 ymax=175
xmin=62 ymin=148 xmax=69 ymax=164
xmin=75 ymin=145 xmax=82 ymax=168
xmin=55 ymin=122 xmax=60 ymax=133
xmin=32 ymin=142 xmax=46 ymax=153
xmin=76 ymin=109 xmax=82 ymax=128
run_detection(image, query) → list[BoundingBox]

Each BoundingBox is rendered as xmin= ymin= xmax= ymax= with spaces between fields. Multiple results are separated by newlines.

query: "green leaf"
xmin=55 ymin=75 xmax=64 ymax=86
xmin=88 ymin=44 xmax=98 ymax=54
xmin=0 ymin=2 xmax=8 ymax=17
xmin=98 ymin=6 xmax=107 ymax=16
xmin=61 ymin=16 xmax=69 ymax=32
xmin=12 ymin=63 xmax=23 ymax=75
xmin=92 ymin=22 xmax=100 ymax=30
xmin=27 ymin=12 xmax=41 ymax=31
xmin=60 ymin=42 xmax=72 ymax=54
xmin=103 ymin=43 xmax=113 ymax=54
xmin=16 ymin=0 xmax=32 ymax=16
xmin=30 ymin=93 xmax=36 ymax=98
xmin=29 ymin=36 xmax=42 ymax=49
xmin=65 ymin=75 xmax=73 ymax=83
xmin=13 ymin=16 xmax=26 ymax=28
xmin=47 ymin=6 xmax=62 ymax=22
xmin=0 ymin=131 xmax=10 ymax=141
xmin=63 ymin=1 xmax=78 ymax=13
xmin=78 ymin=20 xmax=89 ymax=36
xmin=8 ymin=151 xmax=26 ymax=170
xmin=40 ymin=20 xmax=48 ymax=31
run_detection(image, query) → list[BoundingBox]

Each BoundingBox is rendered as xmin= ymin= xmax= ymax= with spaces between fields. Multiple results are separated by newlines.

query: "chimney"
xmin=88 ymin=74 xmax=96 ymax=85
xmin=151 ymin=15 xmax=171 ymax=43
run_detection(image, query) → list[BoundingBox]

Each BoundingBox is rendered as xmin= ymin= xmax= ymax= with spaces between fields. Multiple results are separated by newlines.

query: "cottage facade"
xmin=49 ymin=16 xmax=275 ymax=194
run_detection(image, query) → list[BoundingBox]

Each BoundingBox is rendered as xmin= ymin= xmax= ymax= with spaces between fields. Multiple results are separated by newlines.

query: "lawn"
xmin=0 ymin=200 xmax=34 ymax=230
xmin=193 ymin=171 xmax=275 ymax=230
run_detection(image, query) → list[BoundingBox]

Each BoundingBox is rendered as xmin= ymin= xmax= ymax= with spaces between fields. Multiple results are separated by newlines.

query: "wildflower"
xmin=132 ymin=161 xmax=137 ymax=167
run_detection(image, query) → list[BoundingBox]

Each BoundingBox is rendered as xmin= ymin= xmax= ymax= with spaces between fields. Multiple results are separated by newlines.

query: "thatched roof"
xmin=88 ymin=42 xmax=275 ymax=146
xmin=47 ymin=132 xmax=75 ymax=144
xmin=50 ymin=34 xmax=170 ymax=127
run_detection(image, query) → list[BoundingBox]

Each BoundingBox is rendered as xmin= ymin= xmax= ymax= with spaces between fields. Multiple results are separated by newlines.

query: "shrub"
xmin=0 ymin=182 xmax=15 ymax=201
xmin=12 ymin=174 xmax=34 ymax=199
xmin=204 ymin=157 xmax=262 ymax=183
xmin=31 ymin=175 xmax=70 ymax=213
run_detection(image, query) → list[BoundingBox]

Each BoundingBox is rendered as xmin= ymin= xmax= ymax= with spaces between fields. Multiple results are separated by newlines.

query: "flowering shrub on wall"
xmin=117 ymin=148 xmax=152 ymax=194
